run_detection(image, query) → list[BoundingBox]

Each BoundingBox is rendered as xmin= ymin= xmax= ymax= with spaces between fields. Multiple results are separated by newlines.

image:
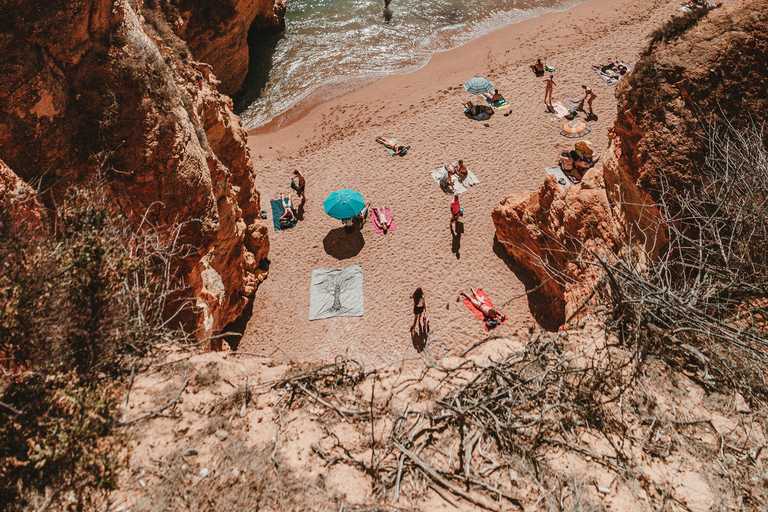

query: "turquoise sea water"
xmin=238 ymin=0 xmax=580 ymax=130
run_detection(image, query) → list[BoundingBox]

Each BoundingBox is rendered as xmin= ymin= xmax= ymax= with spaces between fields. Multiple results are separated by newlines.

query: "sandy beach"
xmin=240 ymin=0 xmax=687 ymax=363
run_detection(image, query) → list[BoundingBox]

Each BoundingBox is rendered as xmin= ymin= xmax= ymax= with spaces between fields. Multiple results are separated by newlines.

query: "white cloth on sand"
xmin=430 ymin=167 xmax=481 ymax=195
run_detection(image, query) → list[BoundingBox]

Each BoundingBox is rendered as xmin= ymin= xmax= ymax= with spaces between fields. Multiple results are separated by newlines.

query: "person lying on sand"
xmin=439 ymin=169 xmax=455 ymax=192
xmin=372 ymin=206 xmax=393 ymax=231
xmin=460 ymin=288 xmax=506 ymax=329
xmin=376 ymin=136 xmax=410 ymax=156
xmin=464 ymin=101 xmax=494 ymax=118
xmin=279 ymin=193 xmax=296 ymax=225
xmin=559 ymin=151 xmax=575 ymax=172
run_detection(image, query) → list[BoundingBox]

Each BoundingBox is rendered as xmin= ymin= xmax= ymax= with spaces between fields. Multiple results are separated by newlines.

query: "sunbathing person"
xmin=372 ymin=206 xmax=393 ymax=231
xmin=279 ymin=193 xmax=296 ymax=227
xmin=559 ymin=151 xmax=575 ymax=171
xmin=460 ymin=288 xmax=506 ymax=329
xmin=376 ymin=136 xmax=410 ymax=156
xmin=447 ymin=160 xmax=469 ymax=180
xmin=484 ymin=89 xmax=505 ymax=104
xmin=464 ymin=101 xmax=494 ymax=118
xmin=439 ymin=169 xmax=455 ymax=192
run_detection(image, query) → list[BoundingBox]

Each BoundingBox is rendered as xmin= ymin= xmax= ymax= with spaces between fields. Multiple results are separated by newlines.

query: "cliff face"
xmin=493 ymin=0 xmax=768 ymax=327
xmin=0 ymin=0 xmax=274 ymax=341
xmin=174 ymin=0 xmax=287 ymax=96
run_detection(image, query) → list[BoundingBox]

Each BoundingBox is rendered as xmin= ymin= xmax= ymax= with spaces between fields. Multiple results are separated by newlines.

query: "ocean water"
xmin=238 ymin=0 xmax=580 ymax=130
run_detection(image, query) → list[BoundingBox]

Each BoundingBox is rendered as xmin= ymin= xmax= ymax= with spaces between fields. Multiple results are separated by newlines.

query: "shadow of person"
xmin=585 ymin=112 xmax=598 ymax=122
xmin=451 ymin=220 xmax=463 ymax=259
xmin=410 ymin=326 xmax=428 ymax=353
xmin=296 ymin=202 xmax=305 ymax=221
xmin=492 ymin=237 xmax=563 ymax=331
xmin=323 ymin=227 xmax=365 ymax=259
xmin=384 ymin=8 xmax=393 ymax=23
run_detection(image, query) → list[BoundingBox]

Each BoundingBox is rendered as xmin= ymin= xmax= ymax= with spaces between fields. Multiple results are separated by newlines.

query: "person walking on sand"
xmin=450 ymin=194 xmax=462 ymax=226
xmin=291 ymin=170 xmax=306 ymax=205
xmin=411 ymin=287 xmax=429 ymax=333
xmin=582 ymin=85 xmax=597 ymax=115
xmin=544 ymin=75 xmax=556 ymax=106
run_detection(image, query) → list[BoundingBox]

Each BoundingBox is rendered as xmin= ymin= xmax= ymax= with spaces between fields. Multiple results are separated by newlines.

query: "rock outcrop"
xmin=493 ymin=0 xmax=768 ymax=327
xmin=0 ymin=0 xmax=273 ymax=341
xmin=174 ymin=0 xmax=287 ymax=96
xmin=0 ymin=160 xmax=46 ymax=239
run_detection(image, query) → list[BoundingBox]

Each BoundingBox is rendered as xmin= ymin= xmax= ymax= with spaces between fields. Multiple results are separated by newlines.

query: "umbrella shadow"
xmin=323 ymin=228 xmax=365 ymax=260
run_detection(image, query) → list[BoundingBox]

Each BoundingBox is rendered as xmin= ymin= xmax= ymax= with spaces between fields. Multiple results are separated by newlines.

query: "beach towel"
xmin=271 ymin=199 xmax=297 ymax=230
xmin=430 ymin=166 xmax=481 ymax=195
xmin=567 ymin=98 xmax=585 ymax=112
xmin=545 ymin=166 xmax=571 ymax=187
xmin=591 ymin=61 xmax=633 ymax=86
xmin=379 ymin=138 xmax=406 ymax=156
xmin=309 ymin=265 xmax=364 ymax=320
xmin=551 ymin=101 xmax=572 ymax=119
xmin=462 ymin=289 xmax=507 ymax=332
xmin=485 ymin=97 xmax=511 ymax=110
xmin=544 ymin=64 xmax=556 ymax=72
xmin=371 ymin=207 xmax=397 ymax=234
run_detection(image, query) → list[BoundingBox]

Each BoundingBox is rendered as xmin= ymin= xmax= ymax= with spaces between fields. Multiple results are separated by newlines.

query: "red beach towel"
xmin=371 ymin=207 xmax=397 ymax=234
xmin=462 ymin=289 xmax=506 ymax=331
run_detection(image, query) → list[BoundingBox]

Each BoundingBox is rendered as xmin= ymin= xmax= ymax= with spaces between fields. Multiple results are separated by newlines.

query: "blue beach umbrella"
xmin=323 ymin=188 xmax=365 ymax=219
xmin=463 ymin=77 xmax=494 ymax=95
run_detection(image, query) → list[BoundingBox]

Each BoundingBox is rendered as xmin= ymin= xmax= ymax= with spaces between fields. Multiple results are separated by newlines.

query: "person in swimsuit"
xmin=582 ymin=85 xmax=597 ymax=115
xmin=372 ymin=206 xmax=393 ymax=232
xmin=531 ymin=59 xmax=545 ymax=76
xmin=447 ymin=160 xmax=468 ymax=179
xmin=291 ymin=170 xmax=306 ymax=205
xmin=460 ymin=288 xmax=506 ymax=329
xmin=411 ymin=287 xmax=429 ymax=333
xmin=450 ymin=195 xmax=461 ymax=226
xmin=464 ymin=101 xmax=493 ymax=118
xmin=279 ymin=193 xmax=296 ymax=225
xmin=376 ymin=136 xmax=410 ymax=156
xmin=544 ymin=75 xmax=556 ymax=106
xmin=484 ymin=89 xmax=505 ymax=104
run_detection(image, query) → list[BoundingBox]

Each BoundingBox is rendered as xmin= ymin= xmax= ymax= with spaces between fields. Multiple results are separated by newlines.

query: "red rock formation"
xmin=494 ymin=0 xmax=768 ymax=327
xmin=0 ymin=160 xmax=46 ymax=239
xmin=174 ymin=0 xmax=287 ymax=96
xmin=0 ymin=0 xmax=271 ymax=342
xmin=492 ymin=170 xmax=623 ymax=325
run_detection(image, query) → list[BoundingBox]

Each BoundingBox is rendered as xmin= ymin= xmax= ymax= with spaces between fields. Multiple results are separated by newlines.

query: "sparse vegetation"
xmin=0 ymin=186 xmax=195 ymax=510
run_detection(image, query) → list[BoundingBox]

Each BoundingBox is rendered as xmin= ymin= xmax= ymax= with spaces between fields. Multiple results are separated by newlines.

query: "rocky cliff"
xmin=0 ymin=0 xmax=283 ymax=341
xmin=174 ymin=0 xmax=287 ymax=96
xmin=493 ymin=0 xmax=768 ymax=327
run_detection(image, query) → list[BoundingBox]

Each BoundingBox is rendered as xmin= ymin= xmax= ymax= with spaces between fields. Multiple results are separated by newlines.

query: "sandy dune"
xmin=240 ymin=0 xmax=687 ymax=363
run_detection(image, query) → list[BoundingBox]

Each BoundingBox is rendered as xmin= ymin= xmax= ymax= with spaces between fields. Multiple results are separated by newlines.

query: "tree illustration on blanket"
xmin=321 ymin=274 xmax=348 ymax=312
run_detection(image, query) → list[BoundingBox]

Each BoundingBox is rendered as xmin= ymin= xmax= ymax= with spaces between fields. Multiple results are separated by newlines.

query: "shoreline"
xmin=241 ymin=0 xmax=687 ymax=363
xmin=245 ymin=0 xmax=585 ymax=135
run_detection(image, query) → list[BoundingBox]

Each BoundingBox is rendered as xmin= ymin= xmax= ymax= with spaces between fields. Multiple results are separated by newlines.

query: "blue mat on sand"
xmin=271 ymin=199 xmax=297 ymax=230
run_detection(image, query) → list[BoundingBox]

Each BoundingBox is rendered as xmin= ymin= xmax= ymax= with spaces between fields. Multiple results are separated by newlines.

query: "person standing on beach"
xmin=411 ymin=287 xmax=429 ymax=334
xmin=291 ymin=170 xmax=306 ymax=206
xmin=450 ymin=194 xmax=461 ymax=226
xmin=582 ymin=85 xmax=596 ymax=115
xmin=544 ymin=75 xmax=556 ymax=106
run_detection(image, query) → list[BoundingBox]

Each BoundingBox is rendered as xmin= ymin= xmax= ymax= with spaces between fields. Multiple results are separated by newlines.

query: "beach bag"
xmin=280 ymin=219 xmax=293 ymax=229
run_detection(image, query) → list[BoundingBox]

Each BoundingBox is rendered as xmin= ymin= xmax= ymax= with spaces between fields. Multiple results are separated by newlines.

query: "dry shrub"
xmin=143 ymin=441 xmax=337 ymax=512
xmin=0 ymin=186 xmax=194 ymax=510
